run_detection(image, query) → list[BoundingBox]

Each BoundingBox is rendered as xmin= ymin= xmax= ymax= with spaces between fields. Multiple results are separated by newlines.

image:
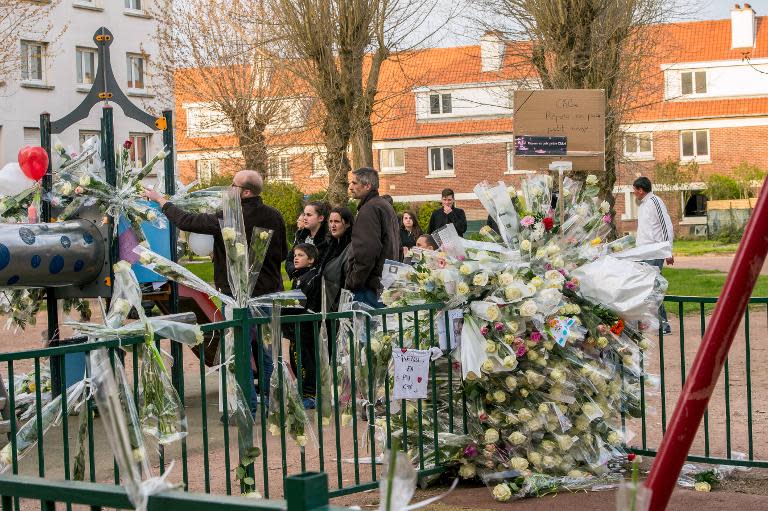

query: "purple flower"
xmin=515 ymin=344 xmax=527 ymax=357
xmin=480 ymin=326 xmax=489 ymax=336
xmin=558 ymin=268 xmax=568 ymax=277
xmin=603 ymin=214 xmax=612 ymax=224
xmin=520 ymin=215 xmax=535 ymax=227
xmin=494 ymin=322 xmax=504 ymax=332
xmin=544 ymin=263 xmax=553 ymax=271
xmin=530 ymin=331 xmax=542 ymax=343
xmin=463 ymin=443 xmax=479 ymax=458
xmin=565 ymin=281 xmax=577 ymax=291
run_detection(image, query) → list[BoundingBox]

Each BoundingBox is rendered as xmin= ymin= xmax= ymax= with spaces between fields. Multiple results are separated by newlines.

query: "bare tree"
xmin=269 ymin=0 xmax=451 ymax=206
xmin=474 ymin=0 xmax=681 ymax=215
xmin=0 ymin=0 xmax=61 ymax=87
xmin=153 ymin=0 xmax=306 ymax=178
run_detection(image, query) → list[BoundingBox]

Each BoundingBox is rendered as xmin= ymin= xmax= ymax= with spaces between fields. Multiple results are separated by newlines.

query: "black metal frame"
xmin=38 ymin=27 xmax=179 ymax=394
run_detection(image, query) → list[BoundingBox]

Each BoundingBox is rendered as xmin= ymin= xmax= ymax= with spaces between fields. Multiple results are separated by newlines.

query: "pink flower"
xmin=463 ymin=443 xmax=479 ymax=458
xmin=457 ymin=255 xmax=465 ymax=261
xmin=597 ymin=324 xmax=608 ymax=334
xmin=515 ymin=344 xmax=527 ymax=357
xmin=75 ymin=186 xmax=84 ymax=194
xmin=558 ymin=268 xmax=568 ymax=277
xmin=530 ymin=331 xmax=542 ymax=343
xmin=438 ymin=258 xmax=447 ymax=268
xmin=544 ymin=263 xmax=553 ymax=271
xmin=603 ymin=214 xmax=612 ymax=224
xmin=521 ymin=215 xmax=535 ymax=227
xmin=494 ymin=322 xmax=504 ymax=332
xmin=480 ymin=326 xmax=489 ymax=336
xmin=565 ymin=281 xmax=577 ymax=291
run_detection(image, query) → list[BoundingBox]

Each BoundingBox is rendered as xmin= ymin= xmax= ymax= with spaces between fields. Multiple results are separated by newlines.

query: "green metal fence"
xmin=0 ymin=303 xmax=461 ymax=504
xmin=628 ymin=295 xmax=768 ymax=469
xmin=0 ymin=471 xmax=343 ymax=511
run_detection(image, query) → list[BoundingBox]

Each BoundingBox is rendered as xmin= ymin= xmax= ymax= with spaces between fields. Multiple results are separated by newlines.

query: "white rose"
xmin=493 ymin=390 xmax=506 ymax=403
xmin=519 ymin=300 xmax=537 ymax=317
xmin=484 ymin=428 xmax=499 ymax=443
xmin=147 ymin=210 xmax=157 ymax=222
xmin=481 ymin=360 xmax=495 ymax=373
xmin=60 ymin=182 xmax=73 ymax=196
xmin=156 ymin=150 xmax=167 ymax=160
xmin=341 ymin=414 xmax=353 ymax=427
xmin=457 ymin=282 xmax=470 ymax=295
xmin=370 ymin=339 xmax=382 ymax=354
xmin=517 ymin=408 xmax=533 ymax=422
xmin=296 ymin=435 xmax=307 ymax=447
xmin=235 ymin=242 xmax=246 ymax=258
xmin=596 ymin=336 xmax=608 ymax=348
xmin=499 ymin=273 xmax=515 ymax=286
xmin=606 ymin=431 xmax=622 ymax=446
xmin=568 ymin=469 xmax=591 ymax=478
xmin=520 ymin=239 xmax=532 ymax=251
xmin=550 ymin=368 xmax=566 ymax=384
xmin=459 ymin=264 xmax=472 ymax=275
xmin=269 ymin=424 xmax=280 ymax=436
xmin=527 ymin=451 xmax=543 ymax=467
xmin=492 ymin=483 xmax=512 ymax=502
xmin=113 ymin=298 xmax=131 ymax=316
xmin=586 ymin=174 xmax=598 ymax=185
xmin=458 ymin=463 xmax=476 ymax=479
xmin=485 ymin=305 xmax=500 ymax=321
xmin=509 ymin=456 xmax=529 ymax=471
xmin=485 ymin=341 xmax=497 ymax=353
xmin=556 ymin=434 xmax=576 ymax=451
xmin=694 ymin=481 xmax=711 ymax=492
xmin=530 ymin=277 xmax=543 ymax=289
xmin=544 ymin=270 xmax=564 ymax=283
xmin=505 ymin=376 xmax=517 ymax=389
xmin=600 ymin=200 xmax=610 ymax=214
xmin=502 ymin=356 xmax=518 ymax=369
xmin=473 ymin=272 xmax=489 ymax=287
xmin=639 ymin=339 xmax=650 ymax=350
xmin=508 ymin=431 xmax=526 ymax=445
xmin=79 ymin=175 xmax=91 ymax=186
xmin=222 ymin=227 xmax=237 ymax=242
xmin=505 ymin=286 xmax=522 ymax=301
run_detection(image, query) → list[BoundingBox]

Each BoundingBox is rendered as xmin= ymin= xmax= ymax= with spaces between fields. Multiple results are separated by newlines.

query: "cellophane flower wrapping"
xmin=375 ymin=173 xmax=664 ymax=501
xmin=317 ymin=281 xmax=333 ymax=427
xmin=266 ymin=303 xmax=316 ymax=448
xmin=248 ymin=226 xmax=274 ymax=296
xmin=0 ymin=379 xmax=87 ymax=473
xmin=220 ymin=187 xmax=250 ymax=307
xmin=90 ymin=348 xmax=173 ymax=511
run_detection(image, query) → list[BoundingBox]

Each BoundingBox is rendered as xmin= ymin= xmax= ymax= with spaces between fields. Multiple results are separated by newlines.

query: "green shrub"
xmin=262 ymin=181 xmax=305 ymax=240
xmin=392 ymin=201 xmax=412 ymax=217
xmin=705 ymin=174 xmax=741 ymax=200
xmin=416 ymin=201 xmax=441 ymax=233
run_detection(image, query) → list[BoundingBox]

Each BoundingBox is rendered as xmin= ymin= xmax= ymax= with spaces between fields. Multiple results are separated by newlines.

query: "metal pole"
xmin=40 ymin=113 xmax=62 ymax=396
xmin=103 ymin=106 xmax=118 ymax=276
xmin=645 ymin=175 xmax=768 ymax=509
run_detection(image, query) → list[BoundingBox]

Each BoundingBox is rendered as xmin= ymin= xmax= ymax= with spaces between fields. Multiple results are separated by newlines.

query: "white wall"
xmin=0 ymin=0 xmax=170 ymax=169
xmin=664 ymin=59 xmax=768 ymax=100
xmin=414 ymin=83 xmax=514 ymax=120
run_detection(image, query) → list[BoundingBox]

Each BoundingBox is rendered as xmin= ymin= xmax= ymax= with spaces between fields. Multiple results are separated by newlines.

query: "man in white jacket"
xmin=633 ymin=176 xmax=674 ymax=334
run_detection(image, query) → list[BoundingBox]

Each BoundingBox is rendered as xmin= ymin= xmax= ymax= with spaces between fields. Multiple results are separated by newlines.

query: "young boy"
xmin=415 ymin=234 xmax=438 ymax=250
xmin=288 ymin=243 xmax=321 ymax=408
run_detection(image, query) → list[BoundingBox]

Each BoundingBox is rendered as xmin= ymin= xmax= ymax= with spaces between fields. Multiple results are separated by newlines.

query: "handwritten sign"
xmin=437 ymin=309 xmax=463 ymax=351
xmin=514 ymin=135 xmax=567 ymax=156
xmin=392 ymin=348 xmax=442 ymax=400
xmin=512 ymin=89 xmax=605 ymax=172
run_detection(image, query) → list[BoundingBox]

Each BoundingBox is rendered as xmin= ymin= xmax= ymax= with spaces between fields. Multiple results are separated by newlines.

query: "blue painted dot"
xmin=60 ymin=236 xmax=71 ymax=249
xmin=31 ymin=255 xmax=41 ymax=268
xmin=0 ymin=244 xmax=9 ymax=271
xmin=83 ymin=232 xmax=93 ymax=245
xmin=74 ymin=260 xmax=84 ymax=272
xmin=49 ymin=255 xmax=64 ymax=274
xmin=19 ymin=227 xmax=35 ymax=245
xmin=6 ymin=276 xmax=19 ymax=286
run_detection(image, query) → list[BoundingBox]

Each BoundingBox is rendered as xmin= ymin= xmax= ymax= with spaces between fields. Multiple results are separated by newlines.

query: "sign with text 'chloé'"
xmin=512 ymin=89 xmax=605 ymax=172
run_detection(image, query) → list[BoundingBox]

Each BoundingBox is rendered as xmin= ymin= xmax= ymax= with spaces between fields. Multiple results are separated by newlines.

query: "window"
xmin=76 ymin=48 xmax=97 ymax=86
xmin=429 ymin=93 xmax=452 ymax=115
xmin=268 ymin=156 xmax=291 ymax=181
xmin=681 ymin=71 xmax=707 ymax=95
xmin=79 ymin=130 xmax=101 ymax=146
xmin=311 ymin=154 xmax=328 ymax=177
xmin=23 ymin=128 xmax=40 ymax=147
xmin=128 ymin=133 xmax=150 ymax=167
xmin=680 ymin=130 xmax=709 ymax=160
xmin=21 ymin=41 xmax=45 ymax=82
xmin=623 ymin=132 xmax=653 ymax=159
xmin=684 ymin=192 xmax=707 ymax=218
xmin=428 ymin=147 xmax=454 ymax=175
xmin=379 ymin=148 xmax=405 ymax=174
xmin=186 ymin=107 xmax=231 ymax=136
xmin=621 ymin=191 xmax=639 ymax=221
xmin=196 ymin=160 xmax=219 ymax=184
xmin=126 ymin=54 xmax=145 ymax=90
xmin=125 ymin=0 xmax=142 ymax=9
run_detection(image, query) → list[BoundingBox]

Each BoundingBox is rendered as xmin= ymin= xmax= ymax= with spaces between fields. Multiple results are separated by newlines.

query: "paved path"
xmin=673 ymin=255 xmax=768 ymax=275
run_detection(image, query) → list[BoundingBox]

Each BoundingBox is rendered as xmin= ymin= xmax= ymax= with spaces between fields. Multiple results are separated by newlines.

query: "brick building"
xmin=175 ymin=5 xmax=768 ymax=235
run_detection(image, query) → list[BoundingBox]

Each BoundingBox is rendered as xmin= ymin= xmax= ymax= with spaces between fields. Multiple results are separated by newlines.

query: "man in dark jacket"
xmin=345 ymin=167 xmax=400 ymax=308
xmin=144 ymin=170 xmax=287 ymax=411
xmin=427 ymin=188 xmax=467 ymax=237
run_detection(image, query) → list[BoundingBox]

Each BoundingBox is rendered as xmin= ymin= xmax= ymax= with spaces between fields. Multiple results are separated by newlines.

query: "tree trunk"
xmin=351 ymin=120 xmax=374 ymax=169
xmin=238 ymin=127 xmax=269 ymax=177
xmin=323 ymin=114 xmax=352 ymax=207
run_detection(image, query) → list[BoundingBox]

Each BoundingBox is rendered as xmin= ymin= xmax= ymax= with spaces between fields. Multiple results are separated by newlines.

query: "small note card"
xmin=392 ymin=347 xmax=442 ymax=400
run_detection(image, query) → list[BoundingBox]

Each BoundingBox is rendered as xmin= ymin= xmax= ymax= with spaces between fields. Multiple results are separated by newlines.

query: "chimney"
xmin=731 ymin=3 xmax=757 ymax=49
xmin=480 ymin=31 xmax=505 ymax=72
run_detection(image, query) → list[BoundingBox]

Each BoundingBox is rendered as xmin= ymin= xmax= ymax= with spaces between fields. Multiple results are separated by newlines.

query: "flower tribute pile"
xmin=375 ymin=175 xmax=668 ymax=500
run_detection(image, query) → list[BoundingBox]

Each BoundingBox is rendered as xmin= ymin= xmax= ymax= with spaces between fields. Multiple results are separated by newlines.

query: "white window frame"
xmin=124 ymin=0 xmax=142 ymax=11
xmin=379 ymin=148 xmax=405 ymax=175
xmin=268 ymin=155 xmax=291 ymax=182
xmin=20 ymin=40 xmax=46 ymax=84
xmin=429 ymin=93 xmax=452 ymax=115
xmin=23 ymin=128 xmax=41 ymax=147
xmin=310 ymin=153 xmax=328 ymax=177
xmin=78 ymin=130 xmax=101 ymax=146
xmin=128 ymin=133 xmax=150 ymax=168
xmin=196 ymin=159 xmax=219 ymax=184
xmin=680 ymin=70 xmax=707 ymax=96
xmin=623 ymin=132 xmax=653 ymax=160
xmin=503 ymin=142 xmax=536 ymax=175
xmin=621 ymin=191 xmax=639 ymax=221
xmin=126 ymin=53 xmax=146 ymax=91
xmin=679 ymin=129 xmax=710 ymax=162
xmin=186 ymin=106 xmax=231 ymax=137
xmin=76 ymin=47 xmax=97 ymax=87
xmin=427 ymin=146 xmax=454 ymax=177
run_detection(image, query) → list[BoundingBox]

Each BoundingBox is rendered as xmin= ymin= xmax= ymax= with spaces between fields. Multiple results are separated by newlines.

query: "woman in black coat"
xmin=286 ymin=200 xmax=330 ymax=277
xmin=399 ymin=210 xmax=422 ymax=259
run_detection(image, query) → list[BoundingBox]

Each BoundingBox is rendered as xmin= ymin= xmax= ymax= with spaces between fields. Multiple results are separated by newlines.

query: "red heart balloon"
xmin=17 ymin=146 xmax=49 ymax=181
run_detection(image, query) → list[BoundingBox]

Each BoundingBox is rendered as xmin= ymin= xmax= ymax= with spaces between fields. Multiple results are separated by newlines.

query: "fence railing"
xmin=628 ymin=295 xmax=768 ymax=469
xmin=0 ymin=302 xmax=461 ymax=504
xmin=1 ymin=295 xmax=765 ymax=509
xmin=0 ymin=471 xmax=343 ymax=511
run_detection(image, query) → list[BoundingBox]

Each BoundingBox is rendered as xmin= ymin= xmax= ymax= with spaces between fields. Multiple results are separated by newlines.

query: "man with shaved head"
xmin=145 ymin=170 xmax=287 ymax=413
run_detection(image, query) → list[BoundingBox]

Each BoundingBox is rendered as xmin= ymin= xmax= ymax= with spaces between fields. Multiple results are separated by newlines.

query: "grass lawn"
xmin=183 ymin=260 xmax=291 ymax=291
xmin=673 ymin=239 xmax=739 ymax=256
